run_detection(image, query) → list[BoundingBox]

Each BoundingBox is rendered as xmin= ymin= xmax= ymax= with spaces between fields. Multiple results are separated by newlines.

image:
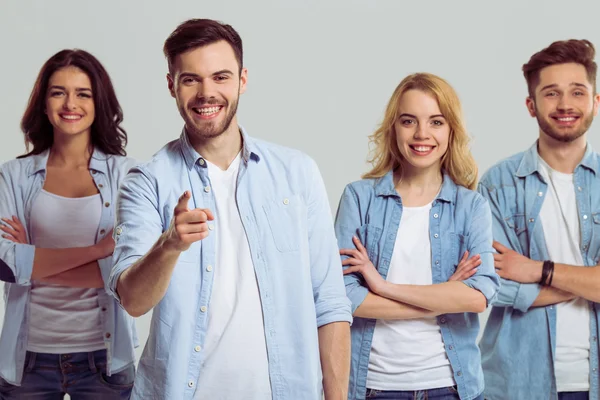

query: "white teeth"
xmin=413 ymin=146 xmax=433 ymax=152
xmin=195 ymin=106 xmax=221 ymax=115
xmin=61 ymin=115 xmax=81 ymax=120
xmin=557 ymin=117 xmax=576 ymax=122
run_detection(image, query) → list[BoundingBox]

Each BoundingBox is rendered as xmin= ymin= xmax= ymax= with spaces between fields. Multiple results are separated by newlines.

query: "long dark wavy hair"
xmin=19 ymin=49 xmax=127 ymax=158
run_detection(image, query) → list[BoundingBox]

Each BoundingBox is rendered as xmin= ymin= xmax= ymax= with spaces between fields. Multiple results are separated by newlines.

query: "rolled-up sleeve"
xmin=477 ymin=181 xmax=541 ymax=312
xmin=0 ymin=168 xmax=35 ymax=286
xmin=333 ymin=184 xmax=369 ymax=315
xmin=305 ymin=158 xmax=352 ymax=327
xmin=461 ymin=195 xmax=501 ymax=304
xmin=108 ymin=166 xmax=164 ymax=304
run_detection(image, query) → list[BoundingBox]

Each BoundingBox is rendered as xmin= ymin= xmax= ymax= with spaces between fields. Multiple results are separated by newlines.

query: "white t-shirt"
xmin=27 ymin=189 xmax=105 ymax=354
xmin=367 ymin=202 xmax=455 ymax=391
xmin=193 ymin=153 xmax=272 ymax=400
xmin=538 ymin=157 xmax=590 ymax=392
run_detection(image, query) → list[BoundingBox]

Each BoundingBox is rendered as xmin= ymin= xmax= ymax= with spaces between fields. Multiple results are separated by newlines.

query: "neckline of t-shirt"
xmin=538 ymin=156 xmax=573 ymax=182
xmin=40 ymin=189 xmax=101 ymax=201
xmin=205 ymin=151 xmax=243 ymax=177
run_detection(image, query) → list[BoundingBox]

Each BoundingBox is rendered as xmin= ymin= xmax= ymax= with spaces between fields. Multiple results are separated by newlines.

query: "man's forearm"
xmin=318 ymin=321 xmax=350 ymax=400
xmin=354 ymin=292 xmax=438 ymax=319
xmin=550 ymin=263 xmax=600 ymax=303
xmin=40 ymin=261 xmax=103 ymax=288
xmin=376 ymin=281 xmax=487 ymax=313
xmin=117 ymin=234 xmax=181 ymax=317
xmin=531 ymin=286 xmax=576 ymax=308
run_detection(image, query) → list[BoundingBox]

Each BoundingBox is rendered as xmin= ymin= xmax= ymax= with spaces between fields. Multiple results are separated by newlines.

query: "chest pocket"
xmin=356 ymin=223 xmax=383 ymax=266
xmin=591 ymin=213 xmax=600 ymax=264
xmin=505 ymin=213 xmax=528 ymax=236
xmin=447 ymin=232 xmax=468 ymax=281
xmin=262 ymin=195 xmax=305 ymax=253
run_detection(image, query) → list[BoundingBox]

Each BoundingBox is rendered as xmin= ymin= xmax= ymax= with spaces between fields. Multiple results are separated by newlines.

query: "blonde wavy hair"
xmin=363 ymin=73 xmax=478 ymax=190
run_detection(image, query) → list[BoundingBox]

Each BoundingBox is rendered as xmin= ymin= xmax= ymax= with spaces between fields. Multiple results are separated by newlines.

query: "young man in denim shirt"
xmin=479 ymin=39 xmax=600 ymax=400
xmin=108 ymin=19 xmax=352 ymax=400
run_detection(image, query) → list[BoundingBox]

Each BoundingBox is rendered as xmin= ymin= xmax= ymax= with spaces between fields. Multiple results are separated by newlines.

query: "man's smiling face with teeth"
xmin=527 ymin=62 xmax=600 ymax=143
xmin=168 ymin=40 xmax=247 ymax=141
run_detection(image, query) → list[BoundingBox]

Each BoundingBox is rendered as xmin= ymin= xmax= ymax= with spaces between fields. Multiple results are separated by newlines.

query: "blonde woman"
xmin=335 ymin=73 xmax=500 ymax=400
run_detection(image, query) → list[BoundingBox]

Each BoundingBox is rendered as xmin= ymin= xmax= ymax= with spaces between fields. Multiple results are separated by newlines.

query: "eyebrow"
xmin=399 ymin=113 xmax=445 ymax=119
xmin=178 ymin=69 xmax=235 ymax=80
xmin=539 ymin=82 xmax=589 ymax=92
xmin=48 ymin=85 xmax=92 ymax=92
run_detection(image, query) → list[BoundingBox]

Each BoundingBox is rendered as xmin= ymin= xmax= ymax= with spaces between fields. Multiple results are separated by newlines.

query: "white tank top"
xmin=27 ymin=189 xmax=106 ymax=354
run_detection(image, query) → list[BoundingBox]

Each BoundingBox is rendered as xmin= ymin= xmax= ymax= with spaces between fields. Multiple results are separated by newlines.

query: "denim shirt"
xmin=108 ymin=127 xmax=352 ymax=400
xmin=0 ymin=148 xmax=138 ymax=385
xmin=334 ymin=170 xmax=500 ymax=400
xmin=478 ymin=141 xmax=600 ymax=400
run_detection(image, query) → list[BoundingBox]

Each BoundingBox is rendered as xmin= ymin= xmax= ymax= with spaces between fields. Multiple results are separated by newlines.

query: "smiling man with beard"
xmin=107 ymin=19 xmax=352 ymax=400
xmin=478 ymin=39 xmax=600 ymax=400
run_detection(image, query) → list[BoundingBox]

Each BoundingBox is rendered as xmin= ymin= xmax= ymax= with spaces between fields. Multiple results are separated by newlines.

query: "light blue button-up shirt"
xmin=0 ymin=148 xmax=138 ymax=385
xmin=108 ymin=127 xmax=352 ymax=400
xmin=334 ymin=170 xmax=500 ymax=400
xmin=478 ymin=141 xmax=600 ymax=400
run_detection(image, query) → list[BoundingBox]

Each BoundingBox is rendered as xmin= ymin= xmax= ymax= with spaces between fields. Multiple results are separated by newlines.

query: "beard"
xmin=181 ymin=94 xmax=239 ymax=140
xmin=535 ymin=105 xmax=593 ymax=143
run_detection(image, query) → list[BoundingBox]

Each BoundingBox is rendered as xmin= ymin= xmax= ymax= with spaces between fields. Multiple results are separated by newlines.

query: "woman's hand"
xmin=449 ymin=250 xmax=481 ymax=281
xmin=340 ymin=236 xmax=386 ymax=294
xmin=1 ymin=216 xmax=27 ymax=244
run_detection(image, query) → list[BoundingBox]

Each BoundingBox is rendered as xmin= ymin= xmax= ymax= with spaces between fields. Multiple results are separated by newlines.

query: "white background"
xmin=1 ymin=0 xmax=600 ymax=375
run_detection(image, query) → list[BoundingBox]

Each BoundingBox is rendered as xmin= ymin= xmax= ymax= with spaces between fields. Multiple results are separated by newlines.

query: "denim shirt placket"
xmin=527 ymin=166 xmax=600 ymax=399
xmin=355 ymin=195 xmax=403 ymax=393
xmin=89 ymin=167 xmax=116 ymax=373
xmin=184 ymin=158 xmax=217 ymax=396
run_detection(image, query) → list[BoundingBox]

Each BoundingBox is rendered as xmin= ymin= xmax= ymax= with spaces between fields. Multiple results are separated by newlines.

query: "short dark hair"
xmin=523 ymin=39 xmax=597 ymax=97
xmin=163 ymin=18 xmax=243 ymax=74
xmin=20 ymin=49 xmax=127 ymax=158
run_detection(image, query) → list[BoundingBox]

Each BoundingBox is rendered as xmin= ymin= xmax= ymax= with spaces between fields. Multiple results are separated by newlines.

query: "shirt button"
xmin=101 ymin=307 xmax=107 ymax=312
xmin=208 ymin=224 xmax=214 ymax=231
xmin=98 ymin=183 xmax=104 ymax=189
xmin=204 ymin=186 xmax=210 ymax=193
xmin=91 ymin=170 xmax=97 ymax=175
xmin=206 ymin=265 xmax=213 ymax=272
xmin=116 ymin=227 xmax=122 ymax=235
xmin=457 ymin=371 xmax=462 ymax=377
xmin=578 ymin=186 xmax=583 ymax=191
xmin=529 ymin=218 xmax=535 ymax=223
xmin=434 ymin=233 xmax=439 ymax=238
xmin=200 ymin=306 xmax=207 ymax=313
xmin=105 ymin=333 xmax=111 ymax=339
xmin=100 ymin=229 xmax=106 ymax=235
xmin=188 ymin=381 xmax=195 ymax=387
xmin=583 ymin=215 xmax=588 ymax=220
xmin=448 ymin=345 xmax=454 ymax=350
xmin=194 ymin=345 xmax=201 ymax=352
xmin=433 ymin=213 xmax=439 ymax=218
xmin=435 ymin=260 xmax=440 ymax=265
xmin=593 ymin=336 xmax=597 ymax=342
xmin=104 ymin=202 xmax=110 ymax=208
xmin=199 ymin=159 xmax=205 ymax=166
xmin=583 ymin=245 xmax=588 ymax=251
xmin=440 ymin=317 xmax=446 ymax=324
xmin=537 ymin=192 xmax=543 ymax=197
xmin=283 ymin=198 xmax=290 ymax=205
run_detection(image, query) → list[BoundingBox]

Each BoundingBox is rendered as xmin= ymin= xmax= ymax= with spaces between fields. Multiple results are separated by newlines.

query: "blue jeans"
xmin=0 ymin=350 xmax=134 ymax=399
xmin=558 ymin=393 xmax=589 ymax=400
xmin=366 ymin=386 xmax=483 ymax=399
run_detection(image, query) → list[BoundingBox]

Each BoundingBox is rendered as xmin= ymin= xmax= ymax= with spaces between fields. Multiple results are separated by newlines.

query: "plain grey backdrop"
xmin=1 ymin=0 xmax=600 ymax=371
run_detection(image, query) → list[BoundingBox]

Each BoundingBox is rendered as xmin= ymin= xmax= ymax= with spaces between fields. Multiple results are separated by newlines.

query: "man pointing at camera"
xmin=108 ymin=18 xmax=352 ymax=400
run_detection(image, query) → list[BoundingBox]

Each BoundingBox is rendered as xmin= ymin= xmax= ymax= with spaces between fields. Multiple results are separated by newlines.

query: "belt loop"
xmin=25 ymin=352 xmax=36 ymax=372
xmin=88 ymin=352 xmax=97 ymax=373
